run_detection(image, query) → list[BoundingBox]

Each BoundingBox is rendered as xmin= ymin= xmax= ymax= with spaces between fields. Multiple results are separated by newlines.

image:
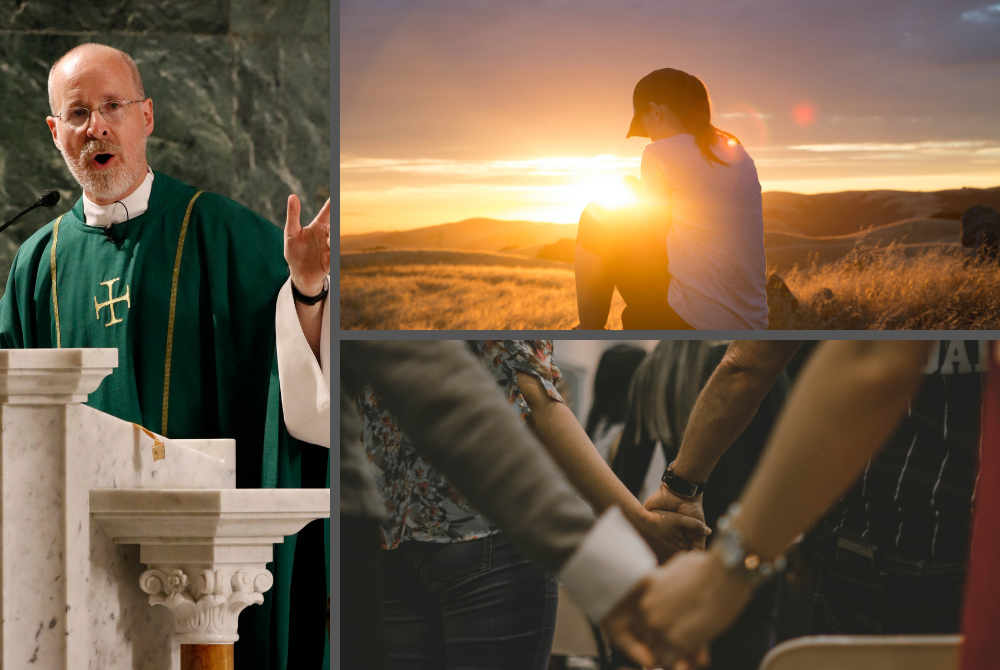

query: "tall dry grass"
xmin=342 ymin=245 xmax=1000 ymax=330
xmin=341 ymin=260 xmax=626 ymax=329
xmin=773 ymin=243 xmax=1000 ymax=329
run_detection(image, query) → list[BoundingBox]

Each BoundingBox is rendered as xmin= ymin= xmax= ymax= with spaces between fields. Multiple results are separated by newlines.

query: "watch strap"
xmin=292 ymin=277 xmax=329 ymax=306
xmin=661 ymin=466 xmax=706 ymax=497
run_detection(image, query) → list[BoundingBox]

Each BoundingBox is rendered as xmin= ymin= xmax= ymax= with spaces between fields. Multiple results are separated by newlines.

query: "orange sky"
xmin=341 ymin=1 xmax=1000 ymax=235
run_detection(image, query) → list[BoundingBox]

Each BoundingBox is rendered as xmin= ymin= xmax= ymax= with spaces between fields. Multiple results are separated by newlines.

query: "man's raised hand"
xmin=644 ymin=483 xmax=710 ymax=551
xmin=284 ymin=194 xmax=331 ymax=295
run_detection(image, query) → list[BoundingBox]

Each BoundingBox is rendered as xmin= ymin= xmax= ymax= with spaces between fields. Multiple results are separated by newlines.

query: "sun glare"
xmin=589 ymin=179 xmax=641 ymax=210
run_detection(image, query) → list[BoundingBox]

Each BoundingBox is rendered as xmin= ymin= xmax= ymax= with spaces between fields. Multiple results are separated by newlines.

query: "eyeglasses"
xmin=54 ymin=99 xmax=146 ymax=129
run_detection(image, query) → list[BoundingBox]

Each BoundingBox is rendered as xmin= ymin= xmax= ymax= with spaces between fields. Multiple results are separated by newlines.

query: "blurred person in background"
xmin=585 ymin=344 xmax=648 ymax=464
xmin=959 ymin=341 xmax=1000 ymax=670
xmin=352 ymin=340 xmax=708 ymax=669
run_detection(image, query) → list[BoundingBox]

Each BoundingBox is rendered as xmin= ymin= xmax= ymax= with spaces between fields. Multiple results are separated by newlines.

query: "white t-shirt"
xmin=641 ymin=134 xmax=768 ymax=330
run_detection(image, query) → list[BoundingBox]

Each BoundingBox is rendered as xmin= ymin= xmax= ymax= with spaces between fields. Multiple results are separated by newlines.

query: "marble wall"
xmin=0 ymin=0 xmax=330 ymax=288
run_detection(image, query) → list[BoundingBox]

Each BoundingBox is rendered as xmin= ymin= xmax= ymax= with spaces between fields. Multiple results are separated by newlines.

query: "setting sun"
xmin=582 ymin=177 xmax=641 ymax=211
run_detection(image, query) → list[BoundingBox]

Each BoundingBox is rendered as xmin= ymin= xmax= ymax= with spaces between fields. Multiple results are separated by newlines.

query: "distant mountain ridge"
xmin=340 ymin=217 xmax=577 ymax=255
xmin=340 ymin=185 xmax=1000 ymax=253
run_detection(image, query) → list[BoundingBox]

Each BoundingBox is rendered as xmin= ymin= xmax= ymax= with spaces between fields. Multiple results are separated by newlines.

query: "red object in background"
xmin=959 ymin=341 xmax=1000 ymax=669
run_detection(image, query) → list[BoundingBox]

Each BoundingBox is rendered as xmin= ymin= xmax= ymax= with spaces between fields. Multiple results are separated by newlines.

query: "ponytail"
xmin=664 ymin=71 xmax=739 ymax=167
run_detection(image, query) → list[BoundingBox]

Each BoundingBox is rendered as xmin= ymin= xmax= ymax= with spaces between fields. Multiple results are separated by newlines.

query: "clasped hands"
xmin=602 ymin=484 xmax=753 ymax=669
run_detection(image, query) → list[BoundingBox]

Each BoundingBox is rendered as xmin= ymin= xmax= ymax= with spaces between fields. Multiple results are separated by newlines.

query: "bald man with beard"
xmin=0 ymin=43 xmax=331 ymax=669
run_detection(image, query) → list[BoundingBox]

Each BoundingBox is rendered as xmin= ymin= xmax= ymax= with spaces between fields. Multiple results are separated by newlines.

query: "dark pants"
xmin=341 ymin=516 xmax=389 ymax=670
xmin=576 ymin=203 xmax=693 ymax=330
xmin=809 ymin=536 xmax=967 ymax=635
xmin=381 ymin=532 xmax=559 ymax=670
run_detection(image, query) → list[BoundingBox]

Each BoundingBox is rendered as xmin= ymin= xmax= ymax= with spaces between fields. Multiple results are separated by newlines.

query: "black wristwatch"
xmin=661 ymin=463 xmax=707 ymax=497
xmin=292 ymin=276 xmax=329 ymax=305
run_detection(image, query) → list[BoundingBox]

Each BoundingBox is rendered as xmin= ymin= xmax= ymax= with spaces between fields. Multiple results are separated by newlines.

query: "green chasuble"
xmin=0 ymin=171 xmax=329 ymax=670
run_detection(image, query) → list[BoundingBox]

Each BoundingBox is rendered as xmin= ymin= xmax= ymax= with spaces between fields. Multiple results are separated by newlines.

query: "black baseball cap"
xmin=626 ymin=68 xmax=688 ymax=139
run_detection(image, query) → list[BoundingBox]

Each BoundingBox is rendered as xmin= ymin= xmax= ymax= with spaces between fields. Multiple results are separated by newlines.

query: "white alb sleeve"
xmin=275 ymin=277 xmax=330 ymax=448
xmin=557 ymin=506 xmax=657 ymax=623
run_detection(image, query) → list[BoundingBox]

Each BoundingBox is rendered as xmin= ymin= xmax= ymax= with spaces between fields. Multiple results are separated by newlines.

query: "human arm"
xmin=276 ymin=194 xmax=331 ymax=446
xmin=636 ymin=340 xmax=934 ymax=668
xmin=519 ymin=372 xmax=709 ymax=562
xmin=340 ymin=339 xmax=658 ymax=662
xmin=283 ymin=194 xmax=330 ymax=360
xmin=643 ymin=340 xmax=802 ymax=548
xmin=276 ymin=281 xmax=330 ymax=447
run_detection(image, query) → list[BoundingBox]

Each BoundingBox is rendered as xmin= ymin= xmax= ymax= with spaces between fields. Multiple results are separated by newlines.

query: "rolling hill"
xmin=340 ymin=185 xmax=998 ymax=258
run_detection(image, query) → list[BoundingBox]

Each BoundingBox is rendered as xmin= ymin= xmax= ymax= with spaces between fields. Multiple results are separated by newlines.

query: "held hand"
xmin=284 ymin=194 xmax=331 ymax=295
xmin=600 ymin=578 xmax=658 ymax=669
xmin=636 ymin=509 xmax=711 ymax=563
xmin=639 ymin=548 xmax=754 ymax=669
xmin=644 ymin=483 xmax=709 ymax=550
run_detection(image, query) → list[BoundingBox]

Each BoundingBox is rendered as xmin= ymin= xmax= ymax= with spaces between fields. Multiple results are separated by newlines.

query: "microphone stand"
xmin=0 ymin=191 xmax=61 ymax=235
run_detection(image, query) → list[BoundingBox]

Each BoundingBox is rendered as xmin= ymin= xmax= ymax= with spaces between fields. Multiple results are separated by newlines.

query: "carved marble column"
xmin=139 ymin=566 xmax=274 ymax=644
xmin=92 ymin=488 xmax=331 ymax=666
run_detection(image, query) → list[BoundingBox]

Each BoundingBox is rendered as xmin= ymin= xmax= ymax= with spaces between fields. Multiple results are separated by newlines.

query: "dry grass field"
xmin=340 ymin=223 xmax=1000 ymax=330
xmin=771 ymin=244 xmax=1000 ymax=329
xmin=340 ymin=249 xmax=625 ymax=329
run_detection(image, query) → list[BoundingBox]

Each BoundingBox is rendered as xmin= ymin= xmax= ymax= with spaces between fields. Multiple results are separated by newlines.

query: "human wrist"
xmin=669 ymin=455 xmax=710 ymax=486
xmin=712 ymin=503 xmax=787 ymax=585
xmin=290 ymin=274 xmax=326 ymax=297
xmin=706 ymin=541 xmax=756 ymax=596
xmin=661 ymin=461 xmax=707 ymax=499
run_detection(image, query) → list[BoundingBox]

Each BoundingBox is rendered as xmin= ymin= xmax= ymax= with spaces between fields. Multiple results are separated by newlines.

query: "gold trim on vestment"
xmin=50 ymin=215 xmax=65 ymax=348
xmin=162 ymin=190 xmax=204 ymax=436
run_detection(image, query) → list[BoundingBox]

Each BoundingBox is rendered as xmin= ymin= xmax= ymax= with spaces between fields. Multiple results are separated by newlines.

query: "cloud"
xmin=718 ymin=112 xmax=774 ymax=119
xmin=789 ymin=141 xmax=992 ymax=153
xmin=961 ymin=3 xmax=1000 ymax=23
xmin=340 ymin=154 xmax=641 ymax=177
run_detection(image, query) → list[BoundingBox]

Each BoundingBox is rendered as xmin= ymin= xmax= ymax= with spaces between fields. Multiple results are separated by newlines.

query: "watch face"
xmin=717 ymin=532 xmax=743 ymax=569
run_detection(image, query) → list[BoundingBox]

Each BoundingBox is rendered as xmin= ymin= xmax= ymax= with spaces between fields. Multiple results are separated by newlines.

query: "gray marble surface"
xmin=0 ymin=0 xmax=330 ymax=293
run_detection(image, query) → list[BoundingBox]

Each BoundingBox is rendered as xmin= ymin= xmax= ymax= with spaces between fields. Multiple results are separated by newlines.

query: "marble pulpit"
xmin=0 ymin=349 xmax=329 ymax=670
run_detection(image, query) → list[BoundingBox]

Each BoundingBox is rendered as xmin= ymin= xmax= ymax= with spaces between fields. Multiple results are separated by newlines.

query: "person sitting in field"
xmin=574 ymin=68 xmax=768 ymax=330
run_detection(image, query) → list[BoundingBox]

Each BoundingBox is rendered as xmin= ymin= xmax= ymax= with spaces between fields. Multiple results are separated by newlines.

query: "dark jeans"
xmin=381 ymin=532 xmax=559 ymax=670
xmin=576 ymin=203 xmax=693 ymax=330
xmin=810 ymin=535 xmax=967 ymax=635
xmin=341 ymin=516 xmax=388 ymax=670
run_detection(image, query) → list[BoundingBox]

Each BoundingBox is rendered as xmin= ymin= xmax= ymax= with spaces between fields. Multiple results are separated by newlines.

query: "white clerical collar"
xmin=82 ymin=168 xmax=154 ymax=228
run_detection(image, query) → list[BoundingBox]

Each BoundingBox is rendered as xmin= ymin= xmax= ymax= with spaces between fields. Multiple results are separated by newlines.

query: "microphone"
xmin=0 ymin=190 xmax=61 ymax=235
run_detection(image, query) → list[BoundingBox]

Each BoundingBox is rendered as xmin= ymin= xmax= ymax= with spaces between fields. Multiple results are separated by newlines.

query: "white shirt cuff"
xmin=275 ymin=277 xmax=331 ymax=448
xmin=557 ymin=507 xmax=657 ymax=623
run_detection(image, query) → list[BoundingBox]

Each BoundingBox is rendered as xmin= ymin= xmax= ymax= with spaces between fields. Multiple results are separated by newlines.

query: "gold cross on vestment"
xmin=94 ymin=278 xmax=131 ymax=327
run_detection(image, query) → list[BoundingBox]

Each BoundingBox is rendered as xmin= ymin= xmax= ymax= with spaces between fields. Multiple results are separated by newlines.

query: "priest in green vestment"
xmin=0 ymin=43 xmax=330 ymax=669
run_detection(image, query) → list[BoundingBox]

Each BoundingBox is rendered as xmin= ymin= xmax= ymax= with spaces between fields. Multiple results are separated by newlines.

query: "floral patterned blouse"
xmin=358 ymin=340 xmax=565 ymax=549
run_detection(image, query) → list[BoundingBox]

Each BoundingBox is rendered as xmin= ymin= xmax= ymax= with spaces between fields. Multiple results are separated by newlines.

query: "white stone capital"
xmin=139 ymin=566 xmax=274 ymax=644
xmin=0 ymin=348 xmax=117 ymax=404
xmin=92 ymin=489 xmax=331 ymax=647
